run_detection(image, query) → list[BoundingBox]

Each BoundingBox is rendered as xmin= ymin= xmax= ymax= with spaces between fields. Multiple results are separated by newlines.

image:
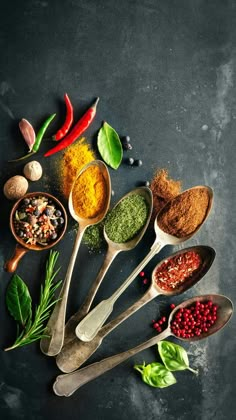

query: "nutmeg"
xmin=23 ymin=160 xmax=43 ymax=181
xmin=3 ymin=175 xmax=28 ymax=200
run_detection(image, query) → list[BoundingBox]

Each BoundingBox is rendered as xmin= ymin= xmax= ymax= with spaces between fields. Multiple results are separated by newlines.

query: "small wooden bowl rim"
xmin=9 ymin=191 xmax=68 ymax=251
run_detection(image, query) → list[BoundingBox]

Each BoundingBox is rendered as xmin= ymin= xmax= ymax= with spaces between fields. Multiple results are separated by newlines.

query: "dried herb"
xmin=105 ymin=194 xmax=149 ymax=243
xmin=5 ymin=251 xmax=61 ymax=351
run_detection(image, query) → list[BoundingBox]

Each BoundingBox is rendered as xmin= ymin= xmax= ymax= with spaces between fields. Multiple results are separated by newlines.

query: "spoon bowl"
xmin=169 ymin=293 xmax=233 ymax=341
xmin=69 ymin=160 xmax=111 ymax=226
xmin=153 ymin=245 xmax=216 ymax=297
xmin=53 ymin=293 xmax=233 ymax=397
xmin=155 ymin=185 xmax=214 ymax=244
xmin=62 ymin=186 xmax=153 ymax=345
xmin=103 ymin=186 xmax=153 ymax=251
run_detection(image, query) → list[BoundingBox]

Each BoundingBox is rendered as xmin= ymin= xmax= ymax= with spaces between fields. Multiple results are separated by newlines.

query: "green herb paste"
xmin=105 ymin=194 xmax=149 ymax=243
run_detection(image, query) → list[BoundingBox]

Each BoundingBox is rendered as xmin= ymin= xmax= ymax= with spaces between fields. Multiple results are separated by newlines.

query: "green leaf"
xmin=134 ymin=362 xmax=176 ymax=388
xmin=158 ymin=341 xmax=198 ymax=374
xmin=97 ymin=121 xmax=123 ymax=169
xmin=4 ymin=250 xmax=61 ymax=351
xmin=6 ymin=274 xmax=32 ymax=327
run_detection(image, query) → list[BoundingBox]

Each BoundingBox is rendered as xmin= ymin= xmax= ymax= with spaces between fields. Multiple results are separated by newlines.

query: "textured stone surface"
xmin=0 ymin=1 xmax=235 ymax=419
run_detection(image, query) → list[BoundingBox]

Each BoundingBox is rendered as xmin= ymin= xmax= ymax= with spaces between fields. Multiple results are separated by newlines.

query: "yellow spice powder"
xmin=60 ymin=138 xmax=96 ymax=198
xmin=72 ymin=165 xmax=107 ymax=219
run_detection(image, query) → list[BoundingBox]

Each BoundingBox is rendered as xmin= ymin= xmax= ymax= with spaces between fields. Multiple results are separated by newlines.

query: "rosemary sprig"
xmin=5 ymin=250 xmax=62 ymax=351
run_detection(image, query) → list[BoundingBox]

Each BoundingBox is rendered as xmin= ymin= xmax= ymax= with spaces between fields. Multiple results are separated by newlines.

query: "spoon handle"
xmin=40 ymin=226 xmax=85 ymax=356
xmin=53 ymin=329 xmax=170 ymax=397
xmin=75 ymin=241 xmax=163 ymax=342
xmin=63 ymin=247 xmax=120 ymax=346
xmin=56 ymin=288 xmax=157 ymax=373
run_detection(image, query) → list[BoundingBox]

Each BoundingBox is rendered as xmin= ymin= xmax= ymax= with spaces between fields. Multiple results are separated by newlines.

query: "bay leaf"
xmin=97 ymin=121 xmax=123 ymax=169
xmin=6 ymin=274 xmax=32 ymax=327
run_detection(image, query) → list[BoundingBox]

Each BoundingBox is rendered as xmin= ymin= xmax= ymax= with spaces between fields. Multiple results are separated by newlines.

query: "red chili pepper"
xmin=44 ymin=97 xmax=99 ymax=157
xmin=53 ymin=93 xmax=73 ymax=141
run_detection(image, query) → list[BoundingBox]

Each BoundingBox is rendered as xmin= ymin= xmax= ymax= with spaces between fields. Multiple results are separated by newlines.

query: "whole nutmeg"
xmin=23 ymin=160 xmax=43 ymax=181
xmin=3 ymin=175 xmax=28 ymax=200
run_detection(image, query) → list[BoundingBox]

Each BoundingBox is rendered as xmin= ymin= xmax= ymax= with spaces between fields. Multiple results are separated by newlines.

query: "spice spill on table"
xmin=59 ymin=138 xmax=96 ymax=198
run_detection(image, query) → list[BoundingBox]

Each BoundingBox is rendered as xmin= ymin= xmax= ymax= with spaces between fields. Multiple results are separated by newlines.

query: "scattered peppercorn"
xmin=139 ymin=271 xmax=145 ymax=277
xmin=135 ymin=159 xmax=143 ymax=167
xmin=145 ymin=181 xmax=150 ymax=187
xmin=122 ymin=135 xmax=130 ymax=143
xmin=128 ymin=157 xmax=134 ymax=166
xmin=152 ymin=316 xmax=168 ymax=333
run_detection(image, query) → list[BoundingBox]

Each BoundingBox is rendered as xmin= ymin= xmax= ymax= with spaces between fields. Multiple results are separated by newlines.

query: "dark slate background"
xmin=0 ymin=1 xmax=235 ymax=419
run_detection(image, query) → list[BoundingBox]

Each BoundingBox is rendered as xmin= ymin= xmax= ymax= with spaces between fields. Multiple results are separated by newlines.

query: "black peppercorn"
xmin=128 ymin=157 xmax=134 ymax=166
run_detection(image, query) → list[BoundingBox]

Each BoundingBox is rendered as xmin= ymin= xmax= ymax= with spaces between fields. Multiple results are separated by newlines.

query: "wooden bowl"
xmin=5 ymin=192 xmax=68 ymax=272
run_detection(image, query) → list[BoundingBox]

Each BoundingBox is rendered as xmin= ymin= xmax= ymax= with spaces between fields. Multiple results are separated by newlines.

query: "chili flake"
xmin=155 ymin=251 xmax=202 ymax=291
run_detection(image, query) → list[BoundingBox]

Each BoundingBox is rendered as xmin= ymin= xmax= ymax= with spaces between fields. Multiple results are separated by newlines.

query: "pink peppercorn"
xmin=170 ymin=300 xmax=218 ymax=338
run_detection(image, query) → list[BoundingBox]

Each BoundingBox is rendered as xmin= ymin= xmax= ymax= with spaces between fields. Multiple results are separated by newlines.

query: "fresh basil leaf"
xmin=134 ymin=362 xmax=176 ymax=388
xmin=158 ymin=341 xmax=198 ymax=374
xmin=6 ymin=274 xmax=32 ymax=327
xmin=97 ymin=121 xmax=123 ymax=169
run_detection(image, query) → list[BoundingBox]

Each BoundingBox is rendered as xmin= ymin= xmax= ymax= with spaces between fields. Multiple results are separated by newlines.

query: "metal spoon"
xmin=40 ymin=160 xmax=111 ymax=357
xmin=56 ymin=245 xmax=215 ymax=373
xmin=62 ymin=187 xmax=153 ymax=346
xmin=75 ymin=186 xmax=213 ymax=343
xmin=53 ymin=293 xmax=233 ymax=397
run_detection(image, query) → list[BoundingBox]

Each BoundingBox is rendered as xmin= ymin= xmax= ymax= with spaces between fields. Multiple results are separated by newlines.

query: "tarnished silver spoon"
xmin=40 ymin=160 xmax=111 ymax=357
xmin=53 ymin=293 xmax=233 ymax=397
xmin=75 ymin=186 xmax=213 ymax=343
xmin=56 ymin=245 xmax=215 ymax=373
xmin=62 ymin=186 xmax=153 ymax=346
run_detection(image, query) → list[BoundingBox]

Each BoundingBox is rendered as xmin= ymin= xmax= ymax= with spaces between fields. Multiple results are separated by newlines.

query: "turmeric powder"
xmin=72 ymin=164 xmax=107 ymax=219
xmin=59 ymin=138 xmax=96 ymax=198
